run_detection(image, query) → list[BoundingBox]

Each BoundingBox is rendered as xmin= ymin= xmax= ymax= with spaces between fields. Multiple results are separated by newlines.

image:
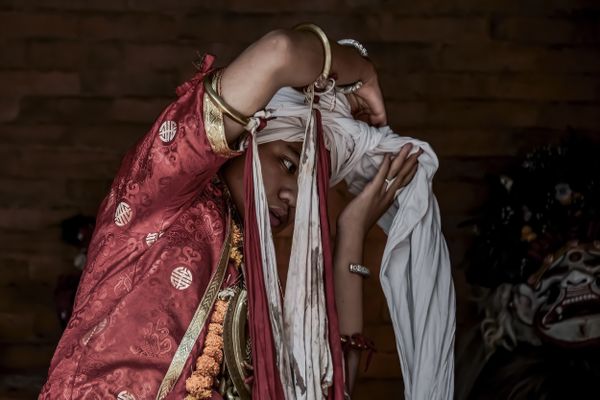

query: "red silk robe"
xmin=40 ymin=55 xmax=239 ymax=399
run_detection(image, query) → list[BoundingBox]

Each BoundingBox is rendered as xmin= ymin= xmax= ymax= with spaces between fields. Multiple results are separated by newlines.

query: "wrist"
xmin=335 ymin=221 xmax=367 ymax=246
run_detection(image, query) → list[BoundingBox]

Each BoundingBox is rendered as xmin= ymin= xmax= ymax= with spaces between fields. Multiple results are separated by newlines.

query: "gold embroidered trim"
xmin=155 ymin=215 xmax=233 ymax=400
xmin=203 ymin=70 xmax=236 ymax=157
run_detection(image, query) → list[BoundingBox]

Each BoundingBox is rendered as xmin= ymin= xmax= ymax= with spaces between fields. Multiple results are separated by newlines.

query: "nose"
xmin=561 ymin=269 xmax=593 ymax=288
xmin=278 ymin=178 xmax=298 ymax=208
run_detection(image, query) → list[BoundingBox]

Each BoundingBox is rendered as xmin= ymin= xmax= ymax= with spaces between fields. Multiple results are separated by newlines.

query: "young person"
xmin=41 ymin=25 xmax=454 ymax=400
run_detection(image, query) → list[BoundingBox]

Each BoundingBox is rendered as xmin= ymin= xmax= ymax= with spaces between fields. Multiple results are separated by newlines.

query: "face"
xmin=221 ymin=140 xmax=302 ymax=235
xmin=513 ymin=242 xmax=600 ymax=347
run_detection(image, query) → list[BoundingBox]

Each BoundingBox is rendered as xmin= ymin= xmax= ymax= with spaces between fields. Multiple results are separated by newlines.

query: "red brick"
xmin=26 ymin=40 xmax=85 ymax=69
xmin=28 ymin=253 xmax=77 ymax=284
xmin=0 ymin=97 xmax=20 ymax=122
xmin=0 ymin=312 xmax=35 ymax=341
xmin=539 ymin=103 xmax=600 ymax=130
xmin=0 ymin=0 xmax=127 ymax=11
xmin=64 ymin=123 xmax=142 ymax=150
xmin=435 ymin=157 xmax=514 ymax=182
xmin=536 ymin=47 xmax=600 ymax=73
xmin=494 ymin=17 xmax=600 ymax=44
xmin=80 ymin=69 xmax=178 ymax=96
xmin=79 ymin=13 xmax=178 ymax=41
xmin=0 ymin=71 xmax=80 ymax=96
xmin=382 ymin=72 xmax=600 ymax=102
xmin=0 ymin=12 xmax=79 ymax=39
xmin=226 ymin=0 xmax=335 ymax=13
xmin=121 ymin=43 xmax=197 ymax=70
xmin=0 ymin=124 xmax=67 ymax=145
xmin=0 ymin=145 xmax=120 ymax=179
xmin=368 ymin=43 xmax=437 ymax=73
xmin=109 ymin=97 xmax=170 ymax=122
xmin=0 ymin=40 xmax=27 ymax=68
xmin=0 ymin=229 xmax=68 ymax=258
xmin=423 ymin=100 xmax=540 ymax=129
xmin=0 ymin=343 xmax=56 ymax=371
xmin=33 ymin=305 xmax=63 ymax=341
xmin=125 ymin=0 xmax=222 ymax=12
xmin=0 ymin=178 xmax=68 ymax=207
xmin=441 ymin=44 xmax=600 ymax=73
xmin=0 ymin=373 xmax=46 ymax=400
xmin=84 ymin=42 xmax=126 ymax=69
xmin=374 ymin=16 xmax=490 ymax=44
xmin=0 ymin=207 xmax=77 ymax=231
xmin=0 ymin=257 xmax=29 ymax=284
xmin=385 ymin=101 xmax=428 ymax=128
xmin=436 ymin=181 xmax=489 ymax=215
xmin=18 ymin=97 xmax=113 ymax=123
xmin=354 ymin=0 xmax=599 ymax=15
xmin=414 ymin=128 xmax=567 ymax=157
xmin=65 ymin=178 xmax=111 ymax=207
xmin=179 ymin=14 xmax=374 ymax=43
xmin=0 ymin=283 xmax=54 ymax=312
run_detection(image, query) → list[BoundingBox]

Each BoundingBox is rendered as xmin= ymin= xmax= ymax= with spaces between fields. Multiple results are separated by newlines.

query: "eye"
xmin=543 ymin=282 xmax=561 ymax=304
xmin=282 ymin=158 xmax=297 ymax=174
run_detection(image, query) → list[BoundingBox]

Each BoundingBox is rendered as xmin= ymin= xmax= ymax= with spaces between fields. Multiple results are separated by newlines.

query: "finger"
xmin=358 ymin=80 xmax=387 ymax=126
xmin=386 ymin=144 xmax=413 ymax=178
xmin=384 ymin=163 xmax=418 ymax=202
xmin=399 ymin=163 xmax=419 ymax=188
xmin=372 ymin=154 xmax=392 ymax=191
xmin=367 ymin=82 xmax=387 ymax=126
xmin=395 ymin=148 xmax=421 ymax=181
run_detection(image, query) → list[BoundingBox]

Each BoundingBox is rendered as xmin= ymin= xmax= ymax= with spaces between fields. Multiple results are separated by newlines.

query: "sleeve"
xmin=104 ymin=66 xmax=236 ymax=233
xmin=76 ymin=58 xmax=237 ymax=302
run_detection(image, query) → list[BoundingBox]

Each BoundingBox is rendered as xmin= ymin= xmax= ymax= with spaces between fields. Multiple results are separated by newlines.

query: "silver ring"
xmin=385 ymin=177 xmax=395 ymax=191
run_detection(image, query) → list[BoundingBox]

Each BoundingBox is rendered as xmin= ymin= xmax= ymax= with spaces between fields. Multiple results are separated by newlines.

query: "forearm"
xmin=219 ymin=28 xmax=372 ymax=142
xmin=334 ymin=225 xmax=366 ymax=393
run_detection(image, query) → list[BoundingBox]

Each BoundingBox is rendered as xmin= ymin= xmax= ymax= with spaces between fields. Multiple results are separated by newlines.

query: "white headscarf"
xmin=245 ymin=86 xmax=456 ymax=400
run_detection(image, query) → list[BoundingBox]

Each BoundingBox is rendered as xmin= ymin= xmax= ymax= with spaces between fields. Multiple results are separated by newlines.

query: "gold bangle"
xmin=203 ymin=72 xmax=250 ymax=127
xmin=293 ymin=23 xmax=332 ymax=85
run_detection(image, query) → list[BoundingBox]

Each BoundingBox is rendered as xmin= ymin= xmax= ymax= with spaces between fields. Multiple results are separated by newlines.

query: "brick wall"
xmin=1 ymin=0 xmax=599 ymax=398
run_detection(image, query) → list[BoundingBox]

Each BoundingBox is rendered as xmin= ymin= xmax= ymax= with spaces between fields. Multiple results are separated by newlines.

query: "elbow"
xmin=259 ymin=29 xmax=295 ymax=75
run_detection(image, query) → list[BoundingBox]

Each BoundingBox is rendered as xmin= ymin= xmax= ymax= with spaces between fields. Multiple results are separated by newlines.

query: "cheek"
xmin=258 ymin=156 xmax=283 ymax=193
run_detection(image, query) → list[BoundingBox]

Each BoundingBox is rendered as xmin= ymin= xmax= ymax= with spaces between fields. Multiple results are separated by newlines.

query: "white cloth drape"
xmin=250 ymin=87 xmax=456 ymax=400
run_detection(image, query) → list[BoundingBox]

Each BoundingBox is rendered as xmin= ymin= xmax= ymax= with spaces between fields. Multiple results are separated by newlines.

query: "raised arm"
xmin=335 ymin=145 xmax=422 ymax=393
xmin=219 ymin=28 xmax=386 ymax=143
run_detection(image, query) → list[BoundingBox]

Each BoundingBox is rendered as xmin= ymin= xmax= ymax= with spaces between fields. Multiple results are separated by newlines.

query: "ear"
xmin=512 ymin=283 xmax=535 ymax=325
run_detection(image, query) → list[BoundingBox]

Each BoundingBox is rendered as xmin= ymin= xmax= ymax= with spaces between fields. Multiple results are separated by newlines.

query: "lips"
xmin=542 ymin=291 xmax=600 ymax=326
xmin=268 ymin=207 xmax=288 ymax=228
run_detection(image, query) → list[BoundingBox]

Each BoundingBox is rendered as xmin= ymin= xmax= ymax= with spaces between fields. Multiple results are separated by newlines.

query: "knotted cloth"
xmin=244 ymin=85 xmax=456 ymax=400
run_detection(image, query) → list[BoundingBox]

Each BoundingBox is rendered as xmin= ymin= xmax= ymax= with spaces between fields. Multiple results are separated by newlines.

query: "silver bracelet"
xmin=337 ymin=39 xmax=369 ymax=57
xmin=337 ymin=80 xmax=363 ymax=95
xmin=349 ymin=263 xmax=371 ymax=278
xmin=336 ymin=39 xmax=368 ymax=94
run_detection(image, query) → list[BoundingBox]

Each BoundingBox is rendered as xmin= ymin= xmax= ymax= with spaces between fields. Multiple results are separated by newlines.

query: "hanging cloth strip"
xmin=242 ymin=84 xmax=344 ymax=400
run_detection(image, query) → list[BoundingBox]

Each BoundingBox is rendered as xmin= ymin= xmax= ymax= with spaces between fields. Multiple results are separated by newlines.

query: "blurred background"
xmin=1 ymin=0 xmax=599 ymax=399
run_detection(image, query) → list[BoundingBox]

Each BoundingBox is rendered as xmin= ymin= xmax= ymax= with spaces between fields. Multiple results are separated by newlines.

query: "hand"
xmin=345 ymin=63 xmax=387 ymax=127
xmin=337 ymin=144 xmax=423 ymax=237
